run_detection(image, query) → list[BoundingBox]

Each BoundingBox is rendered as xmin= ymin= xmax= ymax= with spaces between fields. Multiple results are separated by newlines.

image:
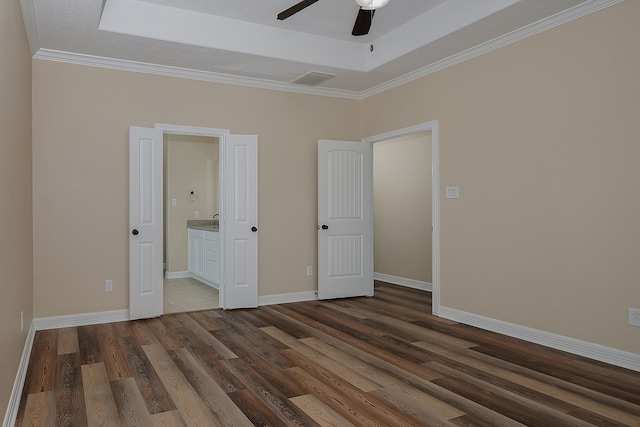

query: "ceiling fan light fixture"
xmin=355 ymin=0 xmax=389 ymax=10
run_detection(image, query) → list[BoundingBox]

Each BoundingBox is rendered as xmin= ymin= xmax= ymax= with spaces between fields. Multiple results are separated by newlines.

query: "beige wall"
xmin=165 ymin=135 xmax=219 ymax=273
xmin=27 ymin=0 xmax=640 ymax=357
xmin=373 ymin=133 xmax=432 ymax=282
xmin=362 ymin=1 xmax=640 ymax=354
xmin=32 ymin=61 xmax=360 ymax=317
xmin=0 ymin=0 xmax=33 ymax=415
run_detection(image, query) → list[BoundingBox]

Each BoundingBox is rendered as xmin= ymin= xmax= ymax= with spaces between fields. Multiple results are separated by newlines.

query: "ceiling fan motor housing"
xmin=355 ymin=0 xmax=390 ymax=10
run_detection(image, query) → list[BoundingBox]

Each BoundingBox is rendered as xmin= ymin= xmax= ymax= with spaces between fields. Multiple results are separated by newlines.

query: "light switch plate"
xmin=445 ymin=186 xmax=460 ymax=199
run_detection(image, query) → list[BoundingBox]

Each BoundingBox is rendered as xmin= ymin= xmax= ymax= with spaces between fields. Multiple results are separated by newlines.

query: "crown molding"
xmin=33 ymin=49 xmax=362 ymax=100
xmin=359 ymin=0 xmax=623 ymax=99
xmin=19 ymin=0 xmax=39 ymax=56
xmin=31 ymin=0 xmax=622 ymax=101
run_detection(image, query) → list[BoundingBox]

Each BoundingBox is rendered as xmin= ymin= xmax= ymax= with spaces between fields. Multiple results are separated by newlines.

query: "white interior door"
xmin=318 ymin=139 xmax=373 ymax=299
xmin=223 ymin=134 xmax=258 ymax=309
xmin=129 ymin=126 xmax=164 ymax=319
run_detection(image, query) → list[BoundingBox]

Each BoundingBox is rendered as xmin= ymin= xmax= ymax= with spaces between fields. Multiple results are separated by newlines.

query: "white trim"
xmin=258 ymin=291 xmax=318 ymax=306
xmin=33 ymin=309 xmax=130 ymax=331
xmin=188 ymin=274 xmax=220 ymax=290
xmin=431 ymin=122 xmax=441 ymax=316
xmin=374 ymin=273 xmax=432 ymax=292
xmin=33 ymin=49 xmax=361 ymax=100
xmin=364 ymin=120 xmax=440 ymax=316
xmin=164 ymin=270 xmax=190 ymax=279
xmin=18 ymin=0 xmax=39 ymax=56
xmin=439 ymin=306 xmax=640 ymax=372
xmin=30 ymin=1 xmax=620 ymax=100
xmin=155 ymin=123 xmax=230 ymax=137
xmin=2 ymin=322 xmax=36 ymax=427
xmin=359 ymin=0 xmax=623 ymax=99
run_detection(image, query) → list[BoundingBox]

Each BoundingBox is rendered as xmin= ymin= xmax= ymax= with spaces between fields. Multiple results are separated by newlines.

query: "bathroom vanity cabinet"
xmin=188 ymin=228 xmax=220 ymax=288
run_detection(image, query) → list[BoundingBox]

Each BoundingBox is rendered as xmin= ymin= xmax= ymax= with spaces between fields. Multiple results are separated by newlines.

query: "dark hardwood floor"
xmin=15 ymin=281 xmax=640 ymax=426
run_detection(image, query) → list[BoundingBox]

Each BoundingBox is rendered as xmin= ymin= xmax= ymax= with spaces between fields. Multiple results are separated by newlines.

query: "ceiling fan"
xmin=277 ymin=0 xmax=390 ymax=36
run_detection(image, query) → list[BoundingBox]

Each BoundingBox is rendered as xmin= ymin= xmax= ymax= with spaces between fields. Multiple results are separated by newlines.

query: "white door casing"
xmin=129 ymin=126 xmax=164 ymax=320
xmin=318 ymin=139 xmax=373 ymax=299
xmin=223 ymin=134 xmax=259 ymax=309
xmin=362 ymin=120 xmax=440 ymax=315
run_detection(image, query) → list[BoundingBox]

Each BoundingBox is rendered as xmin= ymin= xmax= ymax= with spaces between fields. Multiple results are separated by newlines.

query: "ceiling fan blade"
xmin=277 ymin=0 xmax=320 ymax=20
xmin=352 ymin=8 xmax=374 ymax=36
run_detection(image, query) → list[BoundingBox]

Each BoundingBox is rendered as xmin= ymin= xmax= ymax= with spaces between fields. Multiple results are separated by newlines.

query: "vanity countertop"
xmin=187 ymin=219 xmax=219 ymax=232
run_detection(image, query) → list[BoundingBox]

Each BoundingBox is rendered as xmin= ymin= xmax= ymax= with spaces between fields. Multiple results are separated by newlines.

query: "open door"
xmin=223 ymin=134 xmax=258 ymax=309
xmin=318 ymin=139 xmax=373 ymax=299
xmin=129 ymin=126 xmax=164 ymax=319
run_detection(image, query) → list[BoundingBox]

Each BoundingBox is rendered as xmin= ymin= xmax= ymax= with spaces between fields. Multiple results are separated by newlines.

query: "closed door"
xmin=317 ymin=139 xmax=373 ymax=299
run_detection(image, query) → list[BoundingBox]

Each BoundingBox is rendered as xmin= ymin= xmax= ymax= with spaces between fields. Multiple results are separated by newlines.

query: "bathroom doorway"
xmin=130 ymin=124 xmax=258 ymax=319
xmin=163 ymin=134 xmax=220 ymax=313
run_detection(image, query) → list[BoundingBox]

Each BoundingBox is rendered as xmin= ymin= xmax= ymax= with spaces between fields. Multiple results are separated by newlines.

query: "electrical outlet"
xmin=306 ymin=266 xmax=313 ymax=276
xmin=628 ymin=308 xmax=640 ymax=327
xmin=106 ymin=279 xmax=113 ymax=292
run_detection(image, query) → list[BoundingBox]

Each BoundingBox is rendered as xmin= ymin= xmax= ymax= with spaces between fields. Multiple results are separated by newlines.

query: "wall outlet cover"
xmin=629 ymin=308 xmax=640 ymax=327
xmin=445 ymin=186 xmax=460 ymax=199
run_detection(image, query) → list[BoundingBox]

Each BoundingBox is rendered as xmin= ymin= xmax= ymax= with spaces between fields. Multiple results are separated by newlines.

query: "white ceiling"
xmin=21 ymin=0 xmax=617 ymax=98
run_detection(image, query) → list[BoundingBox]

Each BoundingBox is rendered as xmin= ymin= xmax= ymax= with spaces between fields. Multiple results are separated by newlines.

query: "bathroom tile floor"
xmin=163 ymin=276 xmax=219 ymax=314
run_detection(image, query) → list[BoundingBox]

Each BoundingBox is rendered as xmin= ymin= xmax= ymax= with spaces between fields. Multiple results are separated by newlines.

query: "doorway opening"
xmin=163 ymin=134 xmax=220 ymax=314
xmin=363 ymin=120 xmax=440 ymax=315
xmin=373 ymin=131 xmax=432 ymax=291
xmin=154 ymin=124 xmax=231 ymax=315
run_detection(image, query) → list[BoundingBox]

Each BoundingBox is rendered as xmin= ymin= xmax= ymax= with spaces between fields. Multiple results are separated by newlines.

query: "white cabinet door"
xmin=194 ymin=237 xmax=205 ymax=278
xmin=129 ymin=126 xmax=164 ymax=320
xmin=204 ymin=239 xmax=217 ymax=283
xmin=188 ymin=232 xmax=197 ymax=273
xmin=317 ymin=139 xmax=373 ymax=299
xmin=223 ymin=135 xmax=258 ymax=309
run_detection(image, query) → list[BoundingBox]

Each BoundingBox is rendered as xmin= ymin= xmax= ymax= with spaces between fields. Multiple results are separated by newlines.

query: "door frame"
xmin=362 ymin=120 xmax=440 ymax=315
xmin=155 ymin=123 xmax=231 ymax=308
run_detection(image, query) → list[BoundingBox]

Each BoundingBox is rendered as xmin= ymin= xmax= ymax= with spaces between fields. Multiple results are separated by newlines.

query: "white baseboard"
xmin=165 ymin=271 xmax=190 ymax=279
xmin=439 ymin=306 xmax=640 ymax=372
xmin=258 ymin=291 xmax=318 ymax=306
xmin=33 ymin=309 xmax=130 ymax=331
xmin=189 ymin=274 xmax=219 ymax=290
xmin=374 ymin=272 xmax=432 ymax=292
xmin=2 ymin=322 xmax=36 ymax=427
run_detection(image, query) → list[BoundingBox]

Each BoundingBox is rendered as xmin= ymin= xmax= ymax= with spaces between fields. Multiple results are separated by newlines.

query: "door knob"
xmin=132 ymin=229 xmax=139 ymax=236
xmin=321 ymin=224 xmax=329 ymax=230
xmin=251 ymin=226 xmax=258 ymax=232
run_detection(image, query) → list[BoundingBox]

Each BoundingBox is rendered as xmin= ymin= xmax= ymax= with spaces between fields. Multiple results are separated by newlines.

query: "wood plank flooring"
xmin=15 ymin=282 xmax=640 ymax=426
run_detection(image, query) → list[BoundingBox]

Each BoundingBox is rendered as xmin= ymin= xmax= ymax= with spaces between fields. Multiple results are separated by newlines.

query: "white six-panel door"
xmin=318 ymin=139 xmax=373 ymax=299
xmin=129 ymin=126 xmax=164 ymax=320
xmin=223 ymin=134 xmax=259 ymax=309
